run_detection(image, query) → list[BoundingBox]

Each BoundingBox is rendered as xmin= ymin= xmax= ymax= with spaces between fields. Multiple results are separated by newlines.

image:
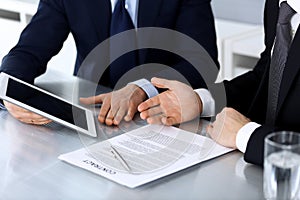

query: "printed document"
xmin=59 ymin=124 xmax=233 ymax=188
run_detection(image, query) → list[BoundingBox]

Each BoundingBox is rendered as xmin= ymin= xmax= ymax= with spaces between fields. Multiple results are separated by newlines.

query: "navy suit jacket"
xmin=0 ymin=0 xmax=218 ymax=88
xmin=211 ymin=0 xmax=300 ymax=166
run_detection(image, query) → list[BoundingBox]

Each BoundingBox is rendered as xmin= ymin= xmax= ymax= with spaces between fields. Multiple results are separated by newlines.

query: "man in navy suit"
xmin=0 ymin=0 xmax=218 ymax=126
xmin=138 ymin=0 xmax=300 ymax=166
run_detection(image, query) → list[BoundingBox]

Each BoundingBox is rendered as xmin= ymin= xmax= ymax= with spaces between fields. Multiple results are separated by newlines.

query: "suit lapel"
xmin=265 ymin=0 xmax=280 ymax=48
xmin=248 ymin=0 xmax=277 ymax=120
xmin=277 ymin=27 xmax=300 ymax=114
xmin=137 ymin=0 xmax=163 ymax=64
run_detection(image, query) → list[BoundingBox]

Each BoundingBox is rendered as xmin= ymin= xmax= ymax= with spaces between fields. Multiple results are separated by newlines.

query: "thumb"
xmin=151 ymin=77 xmax=175 ymax=90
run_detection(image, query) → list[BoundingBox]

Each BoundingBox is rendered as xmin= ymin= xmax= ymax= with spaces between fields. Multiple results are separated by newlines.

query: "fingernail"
xmin=137 ymin=105 xmax=142 ymax=111
xmin=139 ymin=113 xmax=145 ymax=120
xmin=124 ymin=115 xmax=131 ymax=121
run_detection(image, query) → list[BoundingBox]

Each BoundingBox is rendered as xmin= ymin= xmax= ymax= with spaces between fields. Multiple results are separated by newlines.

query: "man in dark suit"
xmin=138 ymin=0 xmax=300 ymax=166
xmin=0 ymin=0 xmax=218 ymax=126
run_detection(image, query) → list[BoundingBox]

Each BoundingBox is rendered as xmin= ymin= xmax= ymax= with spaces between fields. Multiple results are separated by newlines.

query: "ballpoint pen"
xmin=110 ymin=145 xmax=132 ymax=173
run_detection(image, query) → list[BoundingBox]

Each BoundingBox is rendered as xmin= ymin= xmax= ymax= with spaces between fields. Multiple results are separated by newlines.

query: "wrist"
xmin=128 ymin=84 xmax=147 ymax=101
xmin=128 ymin=78 xmax=158 ymax=98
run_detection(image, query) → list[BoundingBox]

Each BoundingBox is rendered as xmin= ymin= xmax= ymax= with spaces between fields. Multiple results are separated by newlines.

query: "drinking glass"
xmin=264 ymin=131 xmax=300 ymax=200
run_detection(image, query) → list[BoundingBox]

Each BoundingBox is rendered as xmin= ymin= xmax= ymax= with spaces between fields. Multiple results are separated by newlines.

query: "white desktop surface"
xmin=0 ymin=70 xmax=264 ymax=199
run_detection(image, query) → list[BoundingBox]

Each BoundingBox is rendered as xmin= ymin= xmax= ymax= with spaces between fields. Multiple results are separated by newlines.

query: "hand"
xmin=206 ymin=107 xmax=251 ymax=149
xmin=3 ymin=101 xmax=52 ymax=125
xmin=138 ymin=77 xmax=202 ymax=125
xmin=80 ymin=84 xmax=147 ymax=126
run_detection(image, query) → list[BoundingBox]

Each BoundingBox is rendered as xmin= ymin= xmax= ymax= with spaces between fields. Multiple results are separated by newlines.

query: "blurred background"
xmin=212 ymin=0 xmax=264 ymax=24
xmin=0 ymin=0 xmax=265 ymax=81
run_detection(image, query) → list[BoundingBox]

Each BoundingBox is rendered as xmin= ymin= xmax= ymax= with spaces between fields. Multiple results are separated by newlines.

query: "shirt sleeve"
xmin=128 ymin=78 xmax=159 ymax=98
xmin=194 ymin=88 xmax=215 ymax=117
xmin=236 ymin=122 xmax=261 ymax=153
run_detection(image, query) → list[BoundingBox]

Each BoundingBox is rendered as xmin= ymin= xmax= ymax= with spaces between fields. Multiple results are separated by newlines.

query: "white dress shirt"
xmin=196 ymin=0 xmax=300 ymax=153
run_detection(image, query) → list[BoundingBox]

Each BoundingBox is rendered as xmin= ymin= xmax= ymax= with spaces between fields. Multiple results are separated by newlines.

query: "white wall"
xmin=211 ymin=0 xmax=265 ymax=25
xmin=0 ymin=0 xmax=76 ymax=76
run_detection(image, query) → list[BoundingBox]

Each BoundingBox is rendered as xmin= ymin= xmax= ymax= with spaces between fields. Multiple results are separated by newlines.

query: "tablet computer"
xmin=0 ymin=72 xmax=97 ymax=137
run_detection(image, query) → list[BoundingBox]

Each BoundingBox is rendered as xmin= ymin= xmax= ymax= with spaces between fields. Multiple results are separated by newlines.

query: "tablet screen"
xmin=6 ymin=78 xmax=88 ymax=130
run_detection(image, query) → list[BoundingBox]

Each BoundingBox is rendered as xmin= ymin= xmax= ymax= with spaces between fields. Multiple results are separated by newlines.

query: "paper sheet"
xmin=59 ymin=124 xmax=233 ymax=188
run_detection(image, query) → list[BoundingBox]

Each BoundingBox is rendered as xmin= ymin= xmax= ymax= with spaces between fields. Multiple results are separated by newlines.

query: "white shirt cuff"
xmin=128 ymin=79 xmax=159 ymax=98
xmin=194 ymin=88 xmax=215 ymax=117
xmin=236 ymin=122 xmax=261 ymax=153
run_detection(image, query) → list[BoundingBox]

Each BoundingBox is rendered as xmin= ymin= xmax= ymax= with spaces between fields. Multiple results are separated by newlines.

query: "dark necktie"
xmin=266 ymin=1 xmax=296 ymax=125
xmin=109 ymin=0 xmax=137 ymax=88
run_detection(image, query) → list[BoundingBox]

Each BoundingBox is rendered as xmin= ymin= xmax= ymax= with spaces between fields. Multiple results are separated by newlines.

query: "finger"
xmin=124 ymin=104 xmax=136 ymax=122
xmin=33 ymin=116 xmax=52 ymax=122
xmin=9 ymin=109 xmax=44 ymax=122
xmin=161 ymin=117 xmax=178 ymax=126
xmin=138 ymin=96 xmax=161 ymax=112
xmin=146 ymin=114 xmax=163 ymax=124
xmin=206 ymin=124 xmax=213 ymax=137
xmin=109 ymin=99 xmax=120 ymax=118
xmin=4 ymin=103 xmax=37 ymax=122
xmin=5 ymin=101 xmax=30 ymax=113
xmin=105 ymin=109 xmax=115 ymax=126
xmin=151 ymin=77 xmax=175 ymax=90
xmin=19 ymin=119 xmax=33 ymax=124
xmin=32 ymin=119 xmax=53 ymax=125
xmin=27 ymin=112 xmax=49 ymax=120
xmin=40 ymin=120 xmax=53 ymax=125
xmin=26 ymin=115 xmax=51 ymax=123
xmin=140 ymin=106 xmax=162 ymax=120
xmin=113 ymin=105 xmax=127 ymax=125
xmin=79 ymin=94 xmax=104 ymax=105
xmin=18 ymin=117 xmax=42 ymax=125
xmin=29 ymin=118 xmax=52 ymax=125
xmin=98 ymin=98 xmax=111 ymax=123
